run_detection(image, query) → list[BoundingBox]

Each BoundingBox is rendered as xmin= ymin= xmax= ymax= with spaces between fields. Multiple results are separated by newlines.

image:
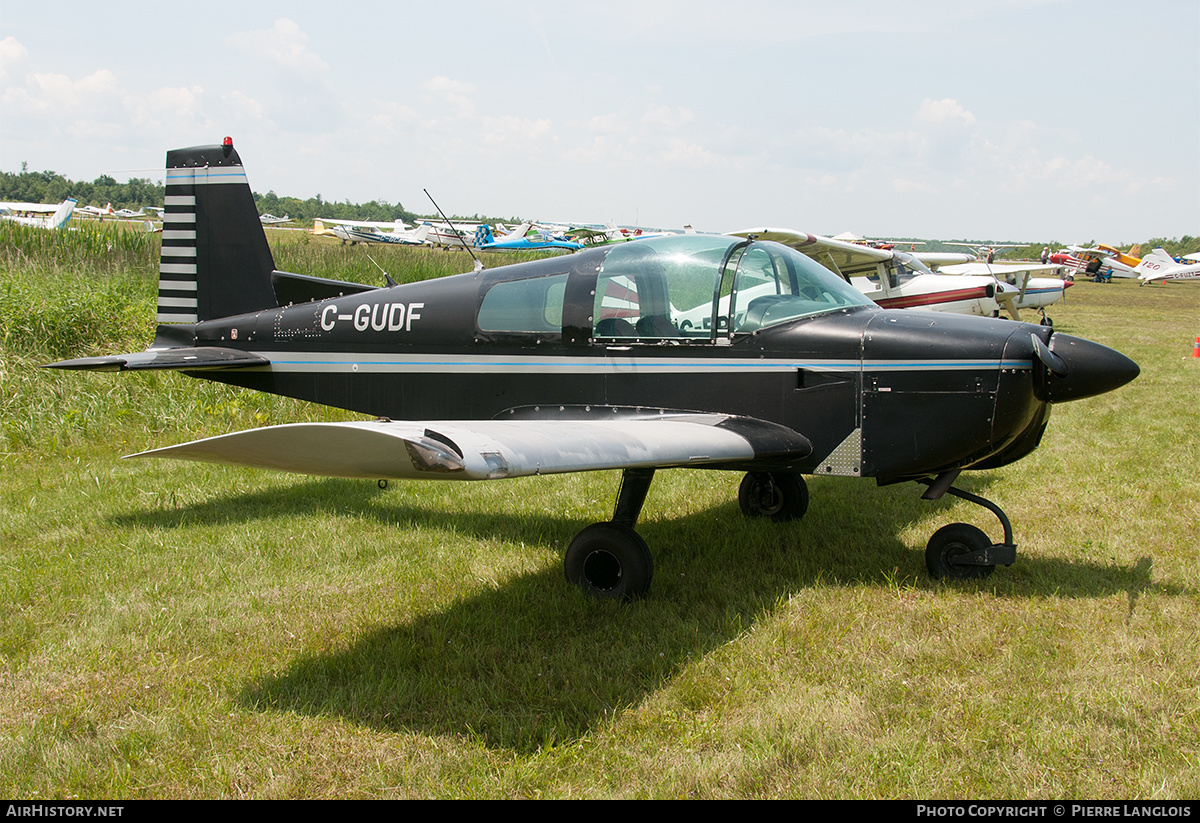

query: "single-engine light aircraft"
xmin=313 ymin=218 xmax=432 ymax=246
xmin=1134 ymin=248 xmax=1200 ymax=285
xmin=474 ymin=222 xmax=583 ymax=252
xmin=935 ymin=262 xmax=1072 ymax=325
xmin=48 ymin=140 xmax=1140 ymax=599
xmin=1 ymin=198 xmax=77 ymax=229
xmin=731 ymin=228 xmax=1006 ymax=317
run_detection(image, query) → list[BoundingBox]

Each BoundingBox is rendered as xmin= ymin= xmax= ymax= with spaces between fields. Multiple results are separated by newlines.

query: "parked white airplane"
xmin=733 ymin=228 xmax=1011 ymax=317
xmin=0 ymin=198 xmax=77 ymax=229
xmin=259 ymin=213 xmax=292 ymax=225
xmin=1058 ymin=244 xmax=1141 ymax=279
xmin=425 ymin=221 xmax=487 ymax=248
xmin=937 ymin=262 xmax=1071 ymax=325
xmin=75 ymin=202 xmax=115 ymax=219
xmin=313 ymin=218 xmax=432 ymax=246
xmin=1134 ymin=249 xmax=1200 ymax=285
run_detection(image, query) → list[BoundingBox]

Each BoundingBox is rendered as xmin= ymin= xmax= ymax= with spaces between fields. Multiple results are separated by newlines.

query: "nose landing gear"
xmin=919 ymin=474 xmax=1017 ymax=580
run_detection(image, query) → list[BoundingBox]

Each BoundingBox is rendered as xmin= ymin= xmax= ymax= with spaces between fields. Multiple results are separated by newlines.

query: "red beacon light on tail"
xmin=222 ymin=136 xmax=233 ymax=157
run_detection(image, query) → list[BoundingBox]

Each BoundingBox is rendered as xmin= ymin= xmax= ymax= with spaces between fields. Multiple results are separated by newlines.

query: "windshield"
xmin=593 ymin=235 xmax=870 ymax=341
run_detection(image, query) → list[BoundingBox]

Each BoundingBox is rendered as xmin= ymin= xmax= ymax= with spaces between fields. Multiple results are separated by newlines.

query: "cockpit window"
xmin=591 ymin=234 xmax=871 ymax=341
xmin=729 ymin=241 xmax=872 ymax=333
xmin=594 ymin=235 xmax=732 ymax=340
xmin=478 ymin=272 xmax=568 ymax=333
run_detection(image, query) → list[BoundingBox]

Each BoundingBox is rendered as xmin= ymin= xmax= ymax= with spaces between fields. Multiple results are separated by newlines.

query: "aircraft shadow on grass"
xmin=113 ymin=472 xmax=1163 ymax=753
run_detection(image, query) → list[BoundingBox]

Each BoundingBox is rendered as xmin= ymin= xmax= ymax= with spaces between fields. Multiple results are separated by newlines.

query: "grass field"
xmin=1 ymin=224 xmax=1197 ymax=798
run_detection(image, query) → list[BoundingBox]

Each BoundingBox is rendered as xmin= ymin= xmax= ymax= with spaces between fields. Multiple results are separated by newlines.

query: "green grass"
xmin=1 ymin=231 xmax=1197 ymax=798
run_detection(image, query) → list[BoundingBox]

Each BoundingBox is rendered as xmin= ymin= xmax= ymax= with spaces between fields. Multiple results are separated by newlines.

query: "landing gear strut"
xmin=919 ymin=474 xmax=1017 ymax=580
xmin=564 ymin=468 xmax=655 ymax=600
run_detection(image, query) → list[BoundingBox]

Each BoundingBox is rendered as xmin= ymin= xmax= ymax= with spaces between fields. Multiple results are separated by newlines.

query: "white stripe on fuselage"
xmin=228 ymin=351 xmax=1032 ymax=375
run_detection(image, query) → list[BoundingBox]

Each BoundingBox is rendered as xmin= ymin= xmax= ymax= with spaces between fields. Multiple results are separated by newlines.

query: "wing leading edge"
xmin=127 ymin=415 xmax=814 ymax=480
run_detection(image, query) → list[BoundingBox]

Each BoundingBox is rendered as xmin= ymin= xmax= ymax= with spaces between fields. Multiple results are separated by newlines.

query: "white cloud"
xmin=226 ymin=18 xmax=328 ymax=77
xmin=0 ymin=36 xmax=29 ymax=85
xmin=912 ymin=98 xmax=976 ymax=130
xmin=423 ymin=76 xmax=477 ymax=118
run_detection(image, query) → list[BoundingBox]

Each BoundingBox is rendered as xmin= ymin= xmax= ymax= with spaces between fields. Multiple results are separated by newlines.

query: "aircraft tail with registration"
xmin=1134 ymin=248 xmax=1200 ymax=284
xmin=156 ymin=138 xmax=278 ymax=323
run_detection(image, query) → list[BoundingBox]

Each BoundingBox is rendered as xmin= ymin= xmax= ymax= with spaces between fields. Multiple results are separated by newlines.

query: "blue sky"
xmin=2 ymin=1 xmax=1196 ymax=242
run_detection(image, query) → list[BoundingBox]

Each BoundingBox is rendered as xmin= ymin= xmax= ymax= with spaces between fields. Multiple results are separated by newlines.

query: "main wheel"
xmin=738 ymin=472 xmax=809 ymax=522
xmin=564 ymin=523 xmax=654 ymax=600
xmin=925 ymin=523 xmax=995 ymax=580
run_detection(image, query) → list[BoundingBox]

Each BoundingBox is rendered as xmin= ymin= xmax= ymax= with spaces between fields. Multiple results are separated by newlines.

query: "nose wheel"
xmin=919 ymin=475 xmax=1017 ymax=580
xmin=925 ymin=523 xmax=996 ymax=580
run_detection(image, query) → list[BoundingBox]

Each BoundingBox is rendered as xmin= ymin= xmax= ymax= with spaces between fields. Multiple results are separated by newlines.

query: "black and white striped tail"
xmin=157 ymin=139 xmax=277 ymax=323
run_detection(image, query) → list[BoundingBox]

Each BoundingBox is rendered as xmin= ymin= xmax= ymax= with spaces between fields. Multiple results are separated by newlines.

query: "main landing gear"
xmin=565 ymin=468 xmax=656 ymax=600
xmin=561 ymin=467 xmax=1016 ymax=597
xmin=564 ymin=469 xmax=810 ymax=600
xmin=918 ymin=474 xmax=1017 ymax=580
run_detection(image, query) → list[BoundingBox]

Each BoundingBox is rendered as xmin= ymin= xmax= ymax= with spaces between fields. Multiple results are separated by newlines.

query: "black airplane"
xmin=48 ymin=139 xmax=1140 ymax=599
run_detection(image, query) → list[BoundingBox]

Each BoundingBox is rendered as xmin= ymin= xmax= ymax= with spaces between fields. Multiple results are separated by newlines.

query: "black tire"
xmin=564 ymin=523 xmax=654 ymax=600
xmin=925 ymin=523 xmax=995 ymax=580
xmin=738 ymin=472 xmax=809 ymax=522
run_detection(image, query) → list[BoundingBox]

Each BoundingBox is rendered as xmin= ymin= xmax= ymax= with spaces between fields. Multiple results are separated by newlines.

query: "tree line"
xmin=2 ymin=166 xmax=1195 ymax=255
xmin=0 ymin=167 xmax=518 ymax=226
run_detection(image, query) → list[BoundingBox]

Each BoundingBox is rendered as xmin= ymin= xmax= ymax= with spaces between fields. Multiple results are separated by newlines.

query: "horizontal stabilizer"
xmin=45 ymin=347 xmax=269 ymax=372
xmin=126 ymin=415 xmax=813 ymax=481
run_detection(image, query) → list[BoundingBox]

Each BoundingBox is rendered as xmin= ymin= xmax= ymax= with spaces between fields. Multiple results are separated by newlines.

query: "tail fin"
xmin=157 ymin=139 xmax=277 ymax=323
xmin=411 ymin=223 xmax=432 ymax=243
xmin=1135 ymin=248 xmax=1178 ymax=274
xmin=49 ymin=199 xmax=77 ymax=229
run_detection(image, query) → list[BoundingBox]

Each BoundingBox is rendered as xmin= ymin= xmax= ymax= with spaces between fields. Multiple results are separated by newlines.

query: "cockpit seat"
xmin=740 ymin=294 xmax=805 ymax=333
xmin=596 ymin=317 xmax=636 ymax=337
xmin=635 ymin=315 xmax=677 ymax=338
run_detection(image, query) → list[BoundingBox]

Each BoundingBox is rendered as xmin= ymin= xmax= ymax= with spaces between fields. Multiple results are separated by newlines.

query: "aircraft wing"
xmin=316 ymin=217 xmax=409 ymax=230
xmin=914 ymin=252 xmax=976 ymax=269
xmin=731 ymin=227 xmax=892 ymax=277
xmin=0 ymin=201 xmax=65 ymax=214
xmin=126 ymin=414 xmax=813 ymax=481
xmin=938 ymin=262 xmax=1062 ymax=277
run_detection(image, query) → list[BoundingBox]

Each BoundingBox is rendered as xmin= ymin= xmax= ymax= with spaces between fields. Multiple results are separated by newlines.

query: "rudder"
xmin=158 ymin=138 xmax=277 ymax=323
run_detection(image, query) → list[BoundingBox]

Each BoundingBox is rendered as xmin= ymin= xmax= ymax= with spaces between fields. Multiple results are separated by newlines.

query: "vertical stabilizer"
xmin=49 ymin=199 xmax=77 ymax=228
xmin=158 ymin=139 xmax=277 ymax=323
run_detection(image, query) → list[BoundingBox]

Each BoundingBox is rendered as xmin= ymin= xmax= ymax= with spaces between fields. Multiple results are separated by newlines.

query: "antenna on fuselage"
xmin=423 ymin=188 xmax=483 ymax=272
xmin=364 ymin=252 xmax=397 ymax=287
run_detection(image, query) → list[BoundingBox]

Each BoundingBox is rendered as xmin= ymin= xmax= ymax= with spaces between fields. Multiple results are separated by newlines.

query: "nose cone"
xmin=1037 ymin=332 xmax=1139 ymax=403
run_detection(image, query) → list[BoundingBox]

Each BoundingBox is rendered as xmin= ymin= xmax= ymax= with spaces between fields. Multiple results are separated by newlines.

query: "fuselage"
xmin=176 ymin=236 xmax=1124 ymax=484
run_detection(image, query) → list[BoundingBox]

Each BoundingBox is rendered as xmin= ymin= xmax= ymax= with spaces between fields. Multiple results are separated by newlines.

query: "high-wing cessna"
xmin=47 ymin=140 xmax=1140 ymax=599
xmin=0 ymin=198 xmax=77 ymax=229
xmin=1134 ymin=248 xmax=1200 ymax=285
xmin=732 ymin=228 xmax=1008 ymax=317
xmin=946 ymin=241 xmax=1024 ymax=263
xmin=567 ymin=220 xmax=677 ymax=248
xmin=935 ymin=262 xmax=1072 ymax=325
xmin=313 ymin=218 xmax=432 ymax=246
